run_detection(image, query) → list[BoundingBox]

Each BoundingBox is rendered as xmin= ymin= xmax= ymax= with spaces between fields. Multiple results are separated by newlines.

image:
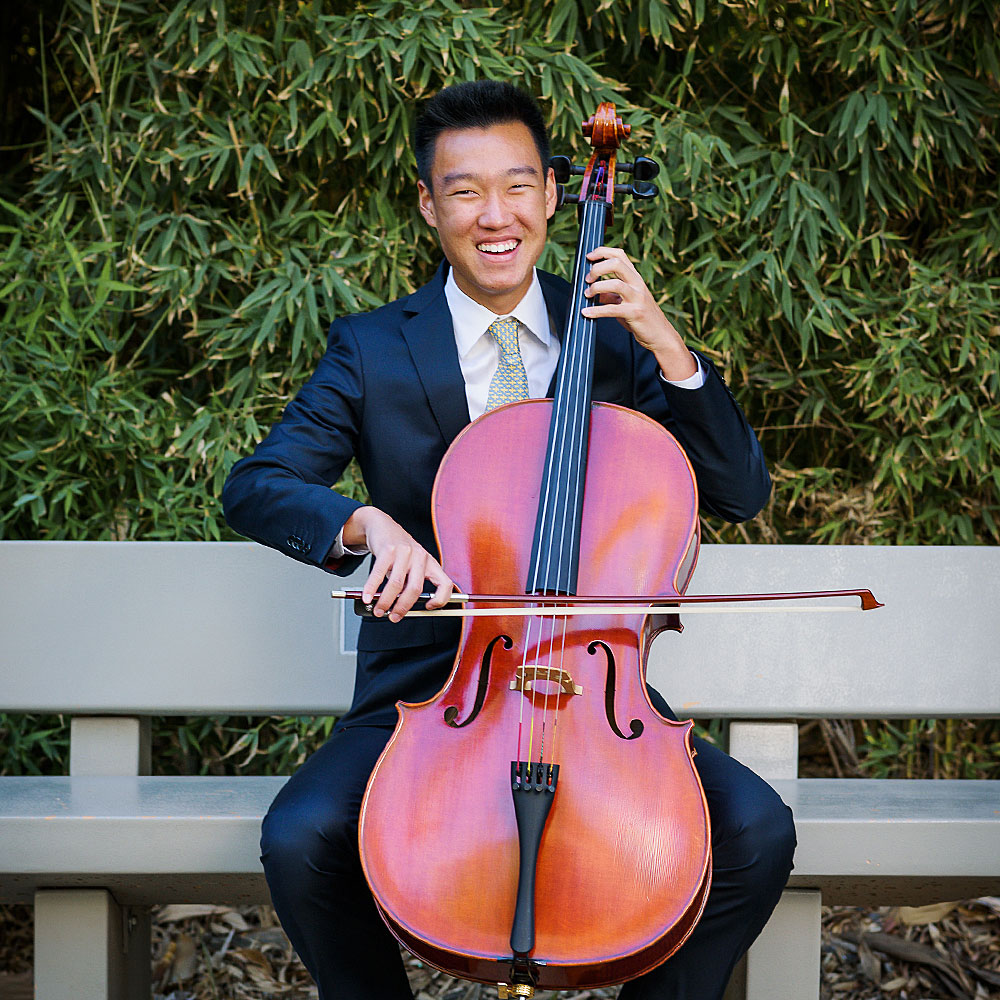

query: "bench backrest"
xmin=2 ymin=541 xmax=998 ymax=718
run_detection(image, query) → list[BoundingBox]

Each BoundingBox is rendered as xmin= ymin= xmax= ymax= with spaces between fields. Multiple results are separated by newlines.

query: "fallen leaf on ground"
xmin=168 ymin=933 xmax=198 ymax=984
xmin=158 ymin=903 xmax=234 ymax=923
xmin=898 ymin=901 xmax=959 ymax=925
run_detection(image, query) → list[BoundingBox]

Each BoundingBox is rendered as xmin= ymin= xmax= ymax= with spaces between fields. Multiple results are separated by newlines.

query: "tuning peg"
xmin=613 ymin=181 xmax=659 ymax=200
xmin=632 ymin=156 xmax=659 ymax=181
xmin=616 ymin=157 xmax=660 ymax=181
xmin=550 ymin=156 xmax=587 ymax=184
xmin=556 ymin=184 xmax=580 ymax=208
xmin=550 ymin=156 xmax=572 ymax=183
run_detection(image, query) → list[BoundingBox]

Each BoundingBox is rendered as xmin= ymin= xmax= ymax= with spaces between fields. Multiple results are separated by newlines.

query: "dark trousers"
xmin=261 ymin=703 xmax=796 ymax=1000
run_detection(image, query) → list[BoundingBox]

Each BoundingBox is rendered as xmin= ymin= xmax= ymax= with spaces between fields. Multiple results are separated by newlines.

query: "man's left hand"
xmin=581 ymin=246 xmax=697 ymax=382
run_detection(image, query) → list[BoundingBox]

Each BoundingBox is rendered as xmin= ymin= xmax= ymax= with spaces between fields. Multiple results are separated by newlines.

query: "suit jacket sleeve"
xmin=221 ymin=317 xmax=367 ymax=575
xmin=626 ymin=337 xmax=771 ymax=523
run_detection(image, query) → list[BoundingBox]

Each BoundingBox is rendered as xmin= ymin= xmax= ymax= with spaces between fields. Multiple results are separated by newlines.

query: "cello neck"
xmin=525 ymin=197 xmax=609 ymax=596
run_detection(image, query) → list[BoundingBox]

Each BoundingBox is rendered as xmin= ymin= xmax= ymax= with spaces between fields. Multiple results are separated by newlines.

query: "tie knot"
xmin=488 ymin=317 xmax=522 ymax=361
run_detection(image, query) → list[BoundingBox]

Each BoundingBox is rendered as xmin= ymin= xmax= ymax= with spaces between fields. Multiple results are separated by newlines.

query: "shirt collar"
xmin=445 ymin=268 xmax=552 ymax=359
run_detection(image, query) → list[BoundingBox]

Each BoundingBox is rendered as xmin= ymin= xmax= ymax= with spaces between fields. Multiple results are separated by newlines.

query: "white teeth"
xmin=478 ymin=240 xmax=519 ymax=253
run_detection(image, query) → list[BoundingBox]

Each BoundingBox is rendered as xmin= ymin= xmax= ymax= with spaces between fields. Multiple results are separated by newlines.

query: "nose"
xmin=478 ymin=191 xmax=512 ymax=229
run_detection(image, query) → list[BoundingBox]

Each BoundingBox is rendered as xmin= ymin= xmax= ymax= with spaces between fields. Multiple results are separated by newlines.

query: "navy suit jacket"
xmin=223 ymin=261 xmax=770 ymax=723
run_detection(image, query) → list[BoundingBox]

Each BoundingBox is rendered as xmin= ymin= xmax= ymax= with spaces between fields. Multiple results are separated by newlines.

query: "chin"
xmin=480 ymin=271 xmax=530 ymax=294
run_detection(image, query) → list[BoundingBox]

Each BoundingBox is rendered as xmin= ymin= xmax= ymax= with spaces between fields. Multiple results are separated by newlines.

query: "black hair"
xmin=413 ymin=80 xmax=551 ymax=190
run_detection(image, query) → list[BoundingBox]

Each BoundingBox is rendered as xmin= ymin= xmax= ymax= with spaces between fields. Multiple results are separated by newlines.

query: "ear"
xmin=418 ymin=180 xmax=438 ymax=229
xmin=544 ymin=166 xmax=557 ymax=220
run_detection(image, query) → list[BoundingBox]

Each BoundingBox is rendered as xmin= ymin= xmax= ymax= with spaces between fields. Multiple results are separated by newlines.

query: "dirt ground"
xmin=2 ymin=898 xmax=999 ymax=999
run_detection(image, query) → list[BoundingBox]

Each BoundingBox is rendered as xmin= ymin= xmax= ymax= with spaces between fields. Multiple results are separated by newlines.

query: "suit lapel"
xmin=401 ymin=265 xmax=575 ymax=436
xmin=401 ymin=263 xmax=471 ymax=445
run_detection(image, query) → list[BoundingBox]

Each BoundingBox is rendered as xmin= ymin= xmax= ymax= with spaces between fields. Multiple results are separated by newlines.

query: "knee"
xmin=749 ymin=792 xmax=796 ymax=884
xmin=715 ymin=782 xmax=796 ymax=895
xmin=260 ymin=794 xmax=359 ymax=883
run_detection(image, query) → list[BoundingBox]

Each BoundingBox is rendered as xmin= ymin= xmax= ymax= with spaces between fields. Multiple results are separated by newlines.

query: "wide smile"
xmin=476 ymin=239 xmax=521 ymax=258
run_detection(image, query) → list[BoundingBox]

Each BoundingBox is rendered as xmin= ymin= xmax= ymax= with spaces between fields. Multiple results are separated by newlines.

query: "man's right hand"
xmin=342 ymin=507 xmax=454 ymax=622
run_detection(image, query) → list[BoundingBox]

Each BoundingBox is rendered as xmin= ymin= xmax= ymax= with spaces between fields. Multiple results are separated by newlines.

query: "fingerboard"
xmin=526 ymin=198 xmax=609 ymax=595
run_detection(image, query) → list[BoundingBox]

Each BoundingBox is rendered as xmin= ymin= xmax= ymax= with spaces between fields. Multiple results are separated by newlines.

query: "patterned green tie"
xmin=485 ymin=316 xmax=530 ymax=411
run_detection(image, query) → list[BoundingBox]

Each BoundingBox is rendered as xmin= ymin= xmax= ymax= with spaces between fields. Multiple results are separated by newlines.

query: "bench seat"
xmin=3 ymin=775 xmax=997 ymax=906
xmin=3 ymin=540 xmax=999 ymax=1000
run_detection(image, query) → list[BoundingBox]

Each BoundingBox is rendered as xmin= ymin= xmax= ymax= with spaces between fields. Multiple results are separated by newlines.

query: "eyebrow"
xmin=440 ymin=165 xmax=540 ymax=185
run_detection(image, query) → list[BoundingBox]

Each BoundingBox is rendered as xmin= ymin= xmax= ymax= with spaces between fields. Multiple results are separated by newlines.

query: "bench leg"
xmin=742 ymin=888 xmax=821 ymax=1000
xmin=34 ymin=889 xmax=151 ymax=1000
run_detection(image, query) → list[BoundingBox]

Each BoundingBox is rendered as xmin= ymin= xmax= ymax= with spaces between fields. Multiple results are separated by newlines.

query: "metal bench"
xmin=1 ymin=540 xmax=998 ymax=1000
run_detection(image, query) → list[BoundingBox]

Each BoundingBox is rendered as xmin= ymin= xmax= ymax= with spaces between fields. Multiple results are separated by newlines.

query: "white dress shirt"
xmin=446 ymin=269 xmax=560 ymax=420
xmin=331 ymin=268 xmax=704 ymax=559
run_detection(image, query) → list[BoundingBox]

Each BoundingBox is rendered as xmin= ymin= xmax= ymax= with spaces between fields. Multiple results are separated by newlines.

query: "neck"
xmin=525 ymin=199 xmax=608 ymax=594
xmin=450 ymin=271 xmax=534 ymax=315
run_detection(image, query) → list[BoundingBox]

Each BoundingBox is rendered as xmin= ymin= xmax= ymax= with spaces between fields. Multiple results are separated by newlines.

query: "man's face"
xmin=418 ymin=121 xmax=557 ymax=315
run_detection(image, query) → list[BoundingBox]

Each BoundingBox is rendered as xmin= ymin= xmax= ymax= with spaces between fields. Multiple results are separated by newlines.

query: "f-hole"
xmin=588 ymin=639 xmax=643 ymax=740
xmin=444 ymin=634 xmax=512 ymax=728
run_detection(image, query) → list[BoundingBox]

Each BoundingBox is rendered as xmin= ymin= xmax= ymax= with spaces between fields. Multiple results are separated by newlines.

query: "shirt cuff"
xmin=659 ymin=352 xmax=705 ymax=390
xmin=328 ymin=527 xmax=370 ymax=560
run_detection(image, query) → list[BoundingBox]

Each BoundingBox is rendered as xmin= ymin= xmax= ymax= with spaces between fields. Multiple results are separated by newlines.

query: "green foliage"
xmin=4 ymin=711 xmax=994 ymax=780
xmin=798 ymin=716 xmax=1000 ymax=779
xmin=2 ymin=2 xmax=998 ymax=776
xmin=0 ymin=713 xmax=336 ymax=777
xmin=0 ymin=714 xmax=69 ymax=775
xmin=857 ymin=717 xmax=1000 ymax=779
xmin=152 ymin=715 xmax=338 ymax=776
xmin=2 ymin=0 xmax=998 ymax=544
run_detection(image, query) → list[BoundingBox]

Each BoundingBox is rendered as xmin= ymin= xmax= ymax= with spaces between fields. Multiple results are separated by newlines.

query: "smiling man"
xmin=222 ymin=80 xmax=792 ymax=1000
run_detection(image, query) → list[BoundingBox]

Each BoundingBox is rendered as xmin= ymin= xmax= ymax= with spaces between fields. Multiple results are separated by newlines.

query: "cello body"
xmin=359 ymin=398 xmax=711 ymax=989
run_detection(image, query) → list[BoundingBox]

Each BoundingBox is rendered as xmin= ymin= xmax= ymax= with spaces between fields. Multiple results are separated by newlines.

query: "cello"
xmin=353 ymin=103 xmax=878 ymax=997
xmin=358 ymin=102 xmax=711 ymax=996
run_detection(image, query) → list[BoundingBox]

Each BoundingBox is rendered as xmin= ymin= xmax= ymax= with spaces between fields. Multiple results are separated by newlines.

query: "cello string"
xmin=530 ymin=200 xmax=590 ymax=589
xmin=567 ymin=192 xmax=607 ymax=750
xmin=537 ymin=198 xmax=593 ymax=765
xmin=520 ymin=177 xmax=606 ymax=771
xmin=534 ymin=197 xmax=590 ymax=765
xmin=524 ymin=194 xmax=596 ymax=767
xmin=522 ymin=190 xmax=597 ymax=765
xmin=549 ymin=195 xmax=600 ymax=596
xmin=561 ymin=179 xmax=603 ymax=595
xmin=519 ymin=197 xmax=593 ymax=766
xmin=557 ymin=191 xmax=601 ymax=589
xmin=553 ymin=190 xmax=604 ymax=760
xmin=545 ymin=194 xmax=596 ymax=765
xmin=538 ymin=190 xmax=604 ymax=768
xmin=561 ymin=182 xmax=611 ymax=763
xmin=548 ymin=605 xmax=571 ymax=768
